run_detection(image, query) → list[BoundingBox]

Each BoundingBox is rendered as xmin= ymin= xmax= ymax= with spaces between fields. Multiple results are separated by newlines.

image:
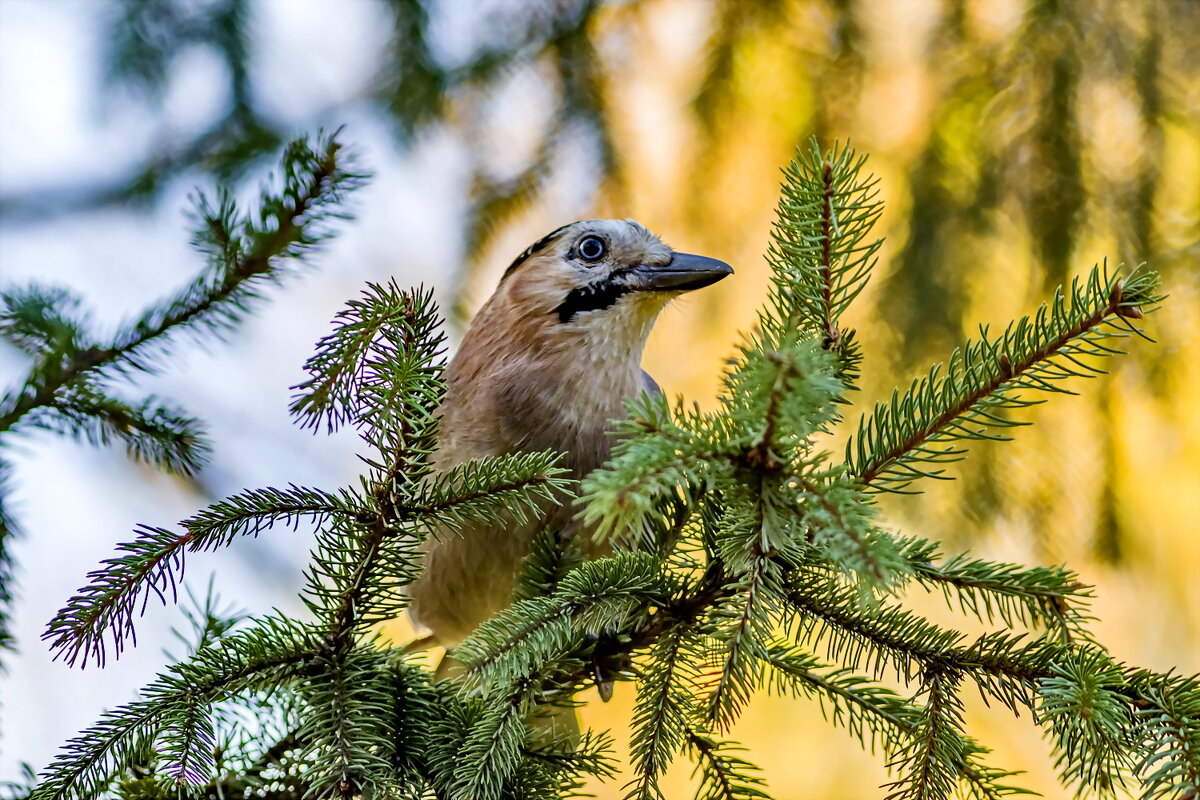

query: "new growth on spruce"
xmin=29 ymin=141 xmax=1196 ymax=800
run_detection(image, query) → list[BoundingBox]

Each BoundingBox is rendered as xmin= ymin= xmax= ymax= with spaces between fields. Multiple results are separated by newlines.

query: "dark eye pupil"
xmin=579 ymin=237 xmax=604 ymax=260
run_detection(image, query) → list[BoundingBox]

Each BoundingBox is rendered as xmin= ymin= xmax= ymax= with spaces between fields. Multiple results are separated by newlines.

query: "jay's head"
xmin=490 ymin=219 xmax=732 ymax=345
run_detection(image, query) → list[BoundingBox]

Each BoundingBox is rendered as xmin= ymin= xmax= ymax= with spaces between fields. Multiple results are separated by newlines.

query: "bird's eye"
xmin=577 ymin=235 xmax=606 ymax=261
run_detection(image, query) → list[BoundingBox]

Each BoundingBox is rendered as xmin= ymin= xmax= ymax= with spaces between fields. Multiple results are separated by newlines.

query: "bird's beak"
xmin=631 ymin=252 xmax=734 ymax=292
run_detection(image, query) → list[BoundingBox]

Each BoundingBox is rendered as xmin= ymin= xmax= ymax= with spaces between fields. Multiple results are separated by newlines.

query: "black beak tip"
xmin=643 ymin=252 xmax=733 ymax=292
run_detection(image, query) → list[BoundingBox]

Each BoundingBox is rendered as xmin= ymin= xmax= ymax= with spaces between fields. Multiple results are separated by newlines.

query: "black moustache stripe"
xmin=554 ymin=278 xmax=633 ymax=323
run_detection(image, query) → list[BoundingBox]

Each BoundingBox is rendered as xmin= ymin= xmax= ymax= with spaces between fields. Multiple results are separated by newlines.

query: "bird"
xmin=406 ymin=218 xmax=732 ymax=652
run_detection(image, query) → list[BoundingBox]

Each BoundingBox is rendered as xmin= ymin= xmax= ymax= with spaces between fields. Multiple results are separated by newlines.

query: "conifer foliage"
xmin=0 ymin=131 xmax=365 ymax=659
xmin=28 ymin=141 xmax=1196 ymax=800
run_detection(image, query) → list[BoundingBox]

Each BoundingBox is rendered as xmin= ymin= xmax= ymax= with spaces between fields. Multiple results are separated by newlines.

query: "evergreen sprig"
xmin=897 ymin=537 xmax=1093 ymax=639
xmin=686 ymin=730 xmax=770 ymax=800
xmin=43 ymin=484 xmax=369 ymax=667
xmin=1 ymin=131 xmax=364 ymax=658
xmin=848 ymin=265 xmax=1161 ymax=494
xmin=31 ymin=615 xmax=318 ymax=800
xmin=763 ymin=139 xmax=881 ymax=386
xmin=33 ymin=141 xmax=1193 ymax=800
xmin=31 ymin=385 xmax=209 ymax=475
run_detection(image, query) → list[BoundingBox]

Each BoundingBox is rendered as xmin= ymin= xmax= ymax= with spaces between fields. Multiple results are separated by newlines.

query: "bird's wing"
xmin=640 ymin=369 xmax=662 ymax=396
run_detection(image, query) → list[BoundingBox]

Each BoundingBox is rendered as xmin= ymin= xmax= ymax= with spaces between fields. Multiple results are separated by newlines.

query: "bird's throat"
xmin=554 ymin=277 xmax=633 ymax=323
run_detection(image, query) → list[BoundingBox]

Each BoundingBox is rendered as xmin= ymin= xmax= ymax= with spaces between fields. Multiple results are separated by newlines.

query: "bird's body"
xmin=407 ymin=219 xmax=731 ymax=648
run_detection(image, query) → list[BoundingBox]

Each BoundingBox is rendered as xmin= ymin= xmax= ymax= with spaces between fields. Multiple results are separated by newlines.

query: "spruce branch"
xmin=291 ymin=282 xmax=446 ymax=437
xmin=700 ymin=554 xmax=777 ymax=731
xmin=513 ymin=527 xmax=585 ymax=602
xmin=1038 ymin=651 xmax=1137 ymax=796
xmin=764 ymin=139 xmax=881 ymax=384
xmin=183 ymin=485 xmax=372 ymax=544
xmin=30 ymin=139 xmax=1182 ymax=800
xmin=884 ymin=667 xmax=971 ymax=800
xmin=2 ymin=131 xmax=364 ymax=666
xmin=301 ymin=517 xmax=414 ymax=643
xmin=450 ymin=698 xmax=527 ymax=800
xmin=119 ymin=133 xmax=365 ymax=366
xmin=686 ymin=730 xmax=770 ymax=800
xmin=44 ymin=485 xmax=366 ymax=667
xmin=763 ymin=644 xmax=1029 ymax=799
xmin=578 ymin=392 xmax=721 ymax=544
xmin=896 ymin=537 xmax=1093 ymax=639
xmin=298 ymin=286 xmax=448 ymax=640
xmin=786 ymin=576 xmax=1069 ymax=712
xmin=345 ymin=285 xmax=447 ymax=506
xmin=32 ymin=616 xmax=317 ymax=800
xmin=626 ymin=624 xmax=700 ymax=800
xmin=849 ymin=265 xmax=1162 ymax=494
xmin=795 ymin=472 xmax=909 ymax=591
xmin=455 ymin=596 xmax=575 ymax=696
xmin=0 ymin=459 xmax=18 ymax=653
xmin=29 ymin=386 xmax=209 ymax=475
xmin=157 ymin=703 xmax=217 ymax=786
xmin=0 ymin=283 xmax=92 ymax=356
xmin=456 ymin=553 xmax=667 ymax=696
xmin=295 ymin=647 xmax=395 ymax=800
xmin=409 ymin=451 xmax=571 ymax=535
xmin=0 ymin=131 xmax=364 ymax=432
xmin=1128 ymin=671 xmax=1200 ymax=799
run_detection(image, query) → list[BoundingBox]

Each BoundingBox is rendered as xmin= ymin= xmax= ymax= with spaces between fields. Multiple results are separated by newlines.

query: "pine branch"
xmin=686 ymin=730 xmax=770 ymax=800
xmin=33 ymin=616 xmax=317 ymax=800
xmin=28 ymin=386 xmax=209 ymax=475
xmin=849 ymin=265 xmax=1161 ymax=493
xmin=0 ymin=132 xmax=364 ymax=433
xmin=884 ymin=667 xmax=970 ymax=800
xmin=764 ymin=140 xmax=881 ymax=384
xmin=45 ymin=485 xmax=366 ymax=667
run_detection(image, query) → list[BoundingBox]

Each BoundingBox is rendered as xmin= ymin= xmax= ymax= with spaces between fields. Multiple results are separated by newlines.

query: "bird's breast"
xmin=488 ymin=360 xmax=639 ymax=478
